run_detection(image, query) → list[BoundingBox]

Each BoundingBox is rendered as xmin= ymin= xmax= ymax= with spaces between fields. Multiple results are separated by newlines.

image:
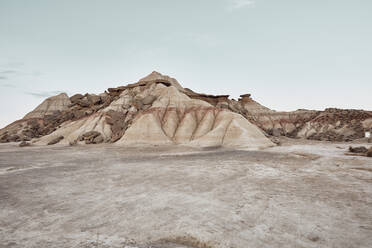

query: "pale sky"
xmin=1 ymin=0 xmax=371 ymax=128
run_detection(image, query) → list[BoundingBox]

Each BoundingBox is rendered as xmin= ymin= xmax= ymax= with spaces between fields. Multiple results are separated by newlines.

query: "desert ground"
xmin=0 ymin=139 xmax=372 ymax=248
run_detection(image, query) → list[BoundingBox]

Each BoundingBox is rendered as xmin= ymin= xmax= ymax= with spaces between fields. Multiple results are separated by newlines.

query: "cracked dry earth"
xmin=0 ymin=140 xmax=372 ymax=248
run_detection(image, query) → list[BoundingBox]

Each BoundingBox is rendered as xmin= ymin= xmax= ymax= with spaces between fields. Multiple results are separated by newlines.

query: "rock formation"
xmin=367 ymin=147 xmax=372 ymax=157
xmin=231 ymin=94 xmax=372 ymax=142
xmin=31 ymin=73 xmax=273 ymax=149
xmin=0 ymin=71 xmax=371 ymax=147
xmin=24 ymin=93 xmax=71 ymax=119
xmin=349 ymin=146 xmax=368 ymax=154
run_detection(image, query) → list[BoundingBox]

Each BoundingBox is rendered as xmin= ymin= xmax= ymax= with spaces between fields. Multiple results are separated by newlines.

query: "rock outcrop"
xmin=231 ymin=95 xmax=372 ymax=142
xmin=47 ymin=136 xmax=64 ymax=145
xmin=19 ymin=141 xmax=31 ymax=147
xmin=183 ymin=89 xmax=372 ymax=142
xmin=32 ymin=74 xmax=273 ymax=149
xmin=24 ymin=93 xmax=71 ymax=119
xmin=115 ymin=84 xmax=273 ymax=149
xmin=367 ymin=147 xmax=372 ymax=157
xmin=349 ymin=146 xmax=368 ymax=154
xmin=296 ymin=108 xmax=372 ymax=141
xmin=79 ymin=131 xmax=104 ymax=144
xmin=0 ymin=71 xmax=371 ymax=147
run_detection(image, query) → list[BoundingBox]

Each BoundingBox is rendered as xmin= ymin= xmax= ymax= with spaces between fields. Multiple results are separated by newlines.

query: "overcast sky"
xmin=1 ymin=0 xmax=371 ymax=128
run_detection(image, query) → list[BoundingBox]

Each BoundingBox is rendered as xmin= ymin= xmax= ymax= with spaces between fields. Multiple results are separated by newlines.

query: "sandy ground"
xmin=0 ymin=139 xmax=372 ymax=248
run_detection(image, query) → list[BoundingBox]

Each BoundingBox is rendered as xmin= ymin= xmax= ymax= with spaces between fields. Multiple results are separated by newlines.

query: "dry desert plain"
xmin=1 ymin=138 xmax=372 ymax=248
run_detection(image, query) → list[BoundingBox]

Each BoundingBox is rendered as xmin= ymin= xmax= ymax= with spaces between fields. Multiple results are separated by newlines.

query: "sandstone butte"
xmin=1 ymin=71 xmax=372 ymax=148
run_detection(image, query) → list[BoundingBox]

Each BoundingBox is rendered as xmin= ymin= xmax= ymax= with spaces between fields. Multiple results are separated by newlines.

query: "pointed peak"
xmin=55 ymin=92 xmax=69 ymax=98
xmin=45 ymin=92 xmax=69 ymax=101
xmin=138 ymin=71 xmax=166 ymax=82
xmin=23 ymin=92 xmax=71 ymax=119
xmin=138 ymin=71 xmax=184 ymax=91
xmin=151 ymin=71 xmax=162 ymax=75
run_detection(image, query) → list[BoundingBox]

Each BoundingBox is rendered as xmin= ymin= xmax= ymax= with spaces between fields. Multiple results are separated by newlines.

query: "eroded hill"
xmin=1 ymin=72 xmax=371 ymax=147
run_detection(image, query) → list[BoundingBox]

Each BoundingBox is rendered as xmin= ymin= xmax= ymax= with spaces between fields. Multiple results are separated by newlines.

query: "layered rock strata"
xmin=1 ymin=71 xmax=371 ymax=146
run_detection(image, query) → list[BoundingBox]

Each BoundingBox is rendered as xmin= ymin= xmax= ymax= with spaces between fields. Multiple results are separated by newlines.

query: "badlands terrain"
xmin=1 ymin=139 xmax=372 ymax=248
xmin=0 ymin=72 xmax=372 ymax=248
